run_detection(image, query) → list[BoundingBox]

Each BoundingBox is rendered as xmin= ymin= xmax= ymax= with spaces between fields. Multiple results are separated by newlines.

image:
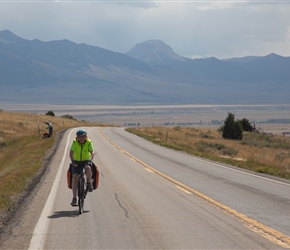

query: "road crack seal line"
xmin=115 ymin=193 xmax=129 ymax=219
xmin=101 ymin=129 xmax=290 ymax=248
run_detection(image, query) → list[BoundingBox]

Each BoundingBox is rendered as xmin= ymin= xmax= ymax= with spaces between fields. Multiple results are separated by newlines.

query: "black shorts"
xmin=71 ymin=160 xmax=92 ymax=175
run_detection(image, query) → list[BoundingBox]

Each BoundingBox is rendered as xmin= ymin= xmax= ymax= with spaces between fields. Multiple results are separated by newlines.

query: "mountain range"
xmin=0 ymin=30 xmax=289 ymax=105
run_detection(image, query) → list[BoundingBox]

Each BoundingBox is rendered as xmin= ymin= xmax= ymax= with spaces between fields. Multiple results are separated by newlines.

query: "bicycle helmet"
xmin=76 ymin=129 xmax=87 ymax=137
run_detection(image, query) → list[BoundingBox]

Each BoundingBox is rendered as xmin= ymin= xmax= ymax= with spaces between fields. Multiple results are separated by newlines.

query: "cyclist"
xmin=46 ymin=121 xmax=53 ymax=137
xmin=42 ymin=121 xmax=53 ymax=138
xmin=69 ymin=129 xmax=94 ymax=206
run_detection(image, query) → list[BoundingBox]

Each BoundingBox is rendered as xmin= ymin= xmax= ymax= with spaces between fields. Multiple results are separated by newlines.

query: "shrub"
xmin=199 ymin=132 xmax=215 ymax=139
xmin=213 ymin=143 xmax=226 ymax=150
xmin=173 ymin=126 xmax=181 ymax=131
xmin=185 ymin=133 xmax=196 ymax=138
xmin=238 ymin=118 xmax=254 ymax=132
xmin=194 ymin=141 xmax=238 ymax=157
xmin=275 ymin=153 xmax=287 ymax=163
xmin=222 ymin=113 xmax=243 ymax=140
xmin=195 ymin=141 xmax=210 ymax=152
xmin=0 ymin=141 xmax=6 ymax=149
xmin=221 ymin=147 xmax=239 ymax=156
xmin=62 ymin=114 xmax=76 ymax=120
xmin=45 ymin=110 xmax=55 ymax=116
xmin=241 ymin=132 xmax=290 ymax=150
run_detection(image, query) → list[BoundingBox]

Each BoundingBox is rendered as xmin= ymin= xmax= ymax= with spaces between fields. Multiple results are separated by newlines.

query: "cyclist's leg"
xmin=72 ymin=173 xmax=79 ymax=198
xmin=71 ymin=165 xmax=81 ymax=205
xmin=85 ymin=162 xmax=93 ymax=192
xmin=85 ymin=164 xmax=92 ymax=183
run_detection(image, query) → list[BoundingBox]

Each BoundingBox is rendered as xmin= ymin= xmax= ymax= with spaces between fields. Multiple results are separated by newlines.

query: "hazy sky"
xmin=1 ymin=0 xmax=290 ymax=59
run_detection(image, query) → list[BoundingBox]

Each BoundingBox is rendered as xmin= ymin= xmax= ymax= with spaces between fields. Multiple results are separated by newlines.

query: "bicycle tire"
xmin=78 ymin=176 xmax=85 ymax=214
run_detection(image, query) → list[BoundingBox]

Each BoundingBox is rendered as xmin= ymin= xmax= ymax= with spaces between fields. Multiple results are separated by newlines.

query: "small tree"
xmin=45 ymin=110 xmax=55 ymax=116
xmin=238 ymin=118 xmax=254 ymax=132
xmin=222 ymin=113 xmax=243 ymax=140
xmin=232 ymin=121 xmax=243 ymax=140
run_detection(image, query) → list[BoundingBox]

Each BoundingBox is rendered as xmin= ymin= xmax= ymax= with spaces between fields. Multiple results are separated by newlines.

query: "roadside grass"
xmin=0 ymin=110 xmax=101 ymax=213
xmin=126 ymin=126 xmax=290 ymax=180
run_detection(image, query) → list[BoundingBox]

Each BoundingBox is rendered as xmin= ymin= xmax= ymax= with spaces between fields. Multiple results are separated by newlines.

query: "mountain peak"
xmin=265 ymin=53 xmax=282 ymax=59
xmin=0 ymin=30 xmax=22 ymax=39
xmin=126 ymin=39 xmax=186 ymax=65
xmin=0 ymin=30 xmax=28 ymax=45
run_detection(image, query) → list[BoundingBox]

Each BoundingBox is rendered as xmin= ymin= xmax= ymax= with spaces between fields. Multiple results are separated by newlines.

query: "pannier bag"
xmin=91 ymin=162 xmax=100 ymax=189
xmin=67 ymin=164 xmax=73 ymax=189
xmin=67 ymin=162 xmax=99 ymax=190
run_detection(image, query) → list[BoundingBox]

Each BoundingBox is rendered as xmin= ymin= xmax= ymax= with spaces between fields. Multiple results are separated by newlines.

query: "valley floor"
xmin=1 ymin=103 xmax=290 ymax=135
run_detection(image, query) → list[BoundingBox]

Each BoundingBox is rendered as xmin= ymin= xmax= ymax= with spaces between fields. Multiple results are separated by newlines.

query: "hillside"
xmin=1 ymin=30 xmax=290 ymax=105
xmin=0 ymin=110 xmax=101 ymax=233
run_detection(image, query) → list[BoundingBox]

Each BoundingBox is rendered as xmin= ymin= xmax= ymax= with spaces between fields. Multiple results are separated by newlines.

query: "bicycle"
xmin=69 ymin=160 xmax=96 ymax=214
xmin=77 ymin=165 xmax=88 ymax=214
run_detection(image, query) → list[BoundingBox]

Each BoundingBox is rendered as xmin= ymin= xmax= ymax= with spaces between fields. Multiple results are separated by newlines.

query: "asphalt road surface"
xmin=1 ymin=127 xmax=290 ymax=249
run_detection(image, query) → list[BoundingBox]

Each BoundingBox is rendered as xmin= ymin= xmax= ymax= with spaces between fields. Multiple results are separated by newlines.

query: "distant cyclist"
xmin=69 ymin=129 xmax=94 ymax=206
xmin=46 ymin=121 xmax=53 ymax=137
xmin=42 ymin=121 xmax=53 ymax=138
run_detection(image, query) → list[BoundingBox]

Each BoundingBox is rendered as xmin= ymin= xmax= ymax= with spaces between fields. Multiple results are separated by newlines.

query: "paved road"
xmin=1 ymin=127 xmax=290 ymax=249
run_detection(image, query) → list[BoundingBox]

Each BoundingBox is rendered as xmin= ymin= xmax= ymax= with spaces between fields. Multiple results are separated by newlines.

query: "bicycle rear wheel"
xmin=78 ymin=176 xmax=85 ymax=214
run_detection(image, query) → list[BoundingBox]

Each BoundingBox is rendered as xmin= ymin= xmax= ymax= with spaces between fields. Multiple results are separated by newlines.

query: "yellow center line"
xmin=100 ymin=129 xmax=290 ymax=248
xmin=145 ymin=168 xmax=154 ymax=173
xmin=175 ymin=185 xmax=192 ymax=194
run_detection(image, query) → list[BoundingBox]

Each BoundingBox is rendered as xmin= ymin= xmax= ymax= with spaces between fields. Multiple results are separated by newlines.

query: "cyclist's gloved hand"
xmin=72 ymin=160 xmax=77 ymax=167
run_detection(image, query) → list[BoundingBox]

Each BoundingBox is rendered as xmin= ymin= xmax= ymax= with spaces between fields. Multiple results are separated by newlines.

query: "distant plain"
xmin=1 ymin=103 xmax=290 ymax=135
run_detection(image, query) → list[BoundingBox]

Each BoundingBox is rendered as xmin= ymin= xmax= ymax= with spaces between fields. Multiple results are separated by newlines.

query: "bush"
xmin=185 ymin=133 xmax=196 ymax=138
xmin=195 ymin=141 xmax=238 ymax=156
xmin=0 ymin=141 xmax=6 ymax=149
xmin=221 ymin=147 xmax=239 ymax=156
xmin=45 ymin=110 xmax=55 ymax=116
xmin=199 ymin=132 xmax=215 ymax=139
xmin=195 ymin=141 xmax=210 ymax=152
xmin=173 ymin=126 xmax=181 ymax=131
xmin=238 ymin=118 xmax=254 ymax=132
xmin=62 ymin=114 xmax=76 ymax=120
xmin=222 ymin=113 xmax=243 ymax=140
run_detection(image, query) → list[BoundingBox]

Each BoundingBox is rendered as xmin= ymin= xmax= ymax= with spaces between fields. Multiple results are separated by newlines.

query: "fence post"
xmin=38 ymin=125 xmax=41 ymax=137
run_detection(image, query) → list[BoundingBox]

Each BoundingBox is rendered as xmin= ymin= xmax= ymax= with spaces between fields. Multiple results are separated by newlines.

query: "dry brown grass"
xmin=127 ymin=126 xmax=290 ymax=179
xmin=0 ymin=110 xmax=101 ymax=212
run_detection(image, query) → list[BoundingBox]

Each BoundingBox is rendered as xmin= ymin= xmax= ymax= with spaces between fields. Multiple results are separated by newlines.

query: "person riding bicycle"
xmin=69 ymin=129 xmax=94 ymax=206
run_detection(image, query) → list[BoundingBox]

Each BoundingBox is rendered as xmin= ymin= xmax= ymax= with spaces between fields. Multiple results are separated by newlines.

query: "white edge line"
xmin=196 ymin=156 xmax=290 ymax=187
xmin=122 ymin=127 xmax=290 ymax=187
xmin=28 ymin=129 xmax=74 ymax=250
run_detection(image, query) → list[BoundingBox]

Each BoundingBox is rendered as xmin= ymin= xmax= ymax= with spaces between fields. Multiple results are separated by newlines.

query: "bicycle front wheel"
xmin=78 ymin=176 xmax=85 ymax=214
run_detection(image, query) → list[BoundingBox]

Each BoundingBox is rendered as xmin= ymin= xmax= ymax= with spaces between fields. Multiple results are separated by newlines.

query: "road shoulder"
xmin=0 ymin=129 xmax=68 ymax=249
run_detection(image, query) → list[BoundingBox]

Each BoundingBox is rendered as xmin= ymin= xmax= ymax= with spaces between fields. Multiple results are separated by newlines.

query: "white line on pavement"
xmin=28 ymin=129 xmax=74 ymax=250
